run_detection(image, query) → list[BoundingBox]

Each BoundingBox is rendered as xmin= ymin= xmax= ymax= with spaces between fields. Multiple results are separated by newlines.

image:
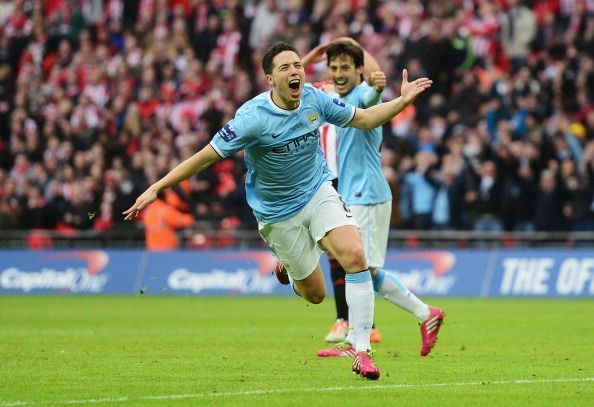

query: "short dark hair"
xmin=326 ymin=41 xmax=364 ymax=68
xmin=261 ymin=42 xmax=300 ymax=75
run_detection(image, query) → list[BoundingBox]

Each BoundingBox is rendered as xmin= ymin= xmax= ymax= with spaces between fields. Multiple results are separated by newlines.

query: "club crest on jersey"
xmin=219 ymin=124 xmax=237 ymax=142
xmin=332 ymin=98 xmax=346 ymax=108
xmin=307 ymin=112 xmax=320 ymax=126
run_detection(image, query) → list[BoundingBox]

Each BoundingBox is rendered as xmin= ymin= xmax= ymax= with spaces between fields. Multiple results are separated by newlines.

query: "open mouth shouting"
xmin=288 ymin=78 xmax=301 ymax=98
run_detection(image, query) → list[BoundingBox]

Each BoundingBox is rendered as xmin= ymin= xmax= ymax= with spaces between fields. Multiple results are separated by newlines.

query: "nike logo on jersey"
xmin=272 ymin=133 xmax=282 ymax=139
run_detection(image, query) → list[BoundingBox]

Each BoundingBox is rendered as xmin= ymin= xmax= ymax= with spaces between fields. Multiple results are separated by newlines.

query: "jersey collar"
xmin=267 ymin=91 xmax=301 ymax=115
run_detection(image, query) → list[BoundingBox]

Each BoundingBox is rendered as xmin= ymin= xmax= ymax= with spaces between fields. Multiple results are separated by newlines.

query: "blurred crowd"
xmin=0 ymin=0 xmax=594 ymax=242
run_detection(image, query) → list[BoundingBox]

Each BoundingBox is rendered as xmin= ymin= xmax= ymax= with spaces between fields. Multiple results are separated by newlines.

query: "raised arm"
xmin=361 ymin=71 xmax=386 ymax=107
xmin=122 ymin=144 xmax=222 ymax=220
xmin=348 ymin=69 xmax=432 ymax=130
xmin=301 ymin=43 xmax=330 ymax=68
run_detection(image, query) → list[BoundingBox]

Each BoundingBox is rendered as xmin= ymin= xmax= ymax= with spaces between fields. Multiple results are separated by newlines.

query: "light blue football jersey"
xmin=335 ymin=82 xmax=392 ymax=205
xmin=210 ymin=84 xmax=356 ymax=223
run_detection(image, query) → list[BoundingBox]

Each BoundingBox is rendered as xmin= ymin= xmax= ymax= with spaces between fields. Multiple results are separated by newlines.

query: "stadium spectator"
xmin=248 ymin=0 xmax=278 ymax=52
xmin=402 ymin=151 xmax=438 ymax=230
xmin=142 ymin=189 xmax=194 ymax=251
xmin=499 ymin=0 xmax=537 ymax=72
xmin=533 ymin=168 xmax=569 ymax=231
xmin=472 ymin=159 xmax=505 ymax=232
xmin=431 ymin=164 xmax=457 ymax=230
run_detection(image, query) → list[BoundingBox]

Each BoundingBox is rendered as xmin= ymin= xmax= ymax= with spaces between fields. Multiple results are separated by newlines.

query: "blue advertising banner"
xmin=1 ymin=249 xmax=593 ymax=297
xmin=383 ymin=250 xmax=493 ymax=297
xmin=488 ymin=249 xmax=594 ymax=297
xmin=141 ymin=251 xmax=289 ymax=296
xmin=0 ymin=250 xmax=143 ymax=294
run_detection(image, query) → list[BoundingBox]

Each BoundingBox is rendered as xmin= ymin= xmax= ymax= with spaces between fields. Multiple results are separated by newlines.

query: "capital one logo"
xmin=0 ymin=251 xmax=110 ymax=293
xmin=167 ymin=251 xmax=280 ymax=294
xmin=384 ymin=251 xmax=456 ymax=295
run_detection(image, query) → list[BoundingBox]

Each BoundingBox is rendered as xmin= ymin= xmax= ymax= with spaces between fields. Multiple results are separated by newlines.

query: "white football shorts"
xmin=258 ymin=181 xmax=357 ymax=281
xmin=350 ymin=201 xmax=391 ymax=269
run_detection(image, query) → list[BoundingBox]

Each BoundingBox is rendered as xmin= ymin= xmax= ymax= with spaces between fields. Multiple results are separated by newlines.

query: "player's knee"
xmin=338 ymin=245 xmax=367 ymax=271
xmin=304 ymin=288 xmax=326 ymax=304
xmin=308 ymin=292 xmax=326 ymax=304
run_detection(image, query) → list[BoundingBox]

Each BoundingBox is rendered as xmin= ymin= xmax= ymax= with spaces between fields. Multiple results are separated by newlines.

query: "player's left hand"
xmin=370 ymin=71 xmax=386 ymax=93
xmin=302 ymin=43 xmax=330 ymax=67
xmin=400 ymin=69 xmax=432 ymax=105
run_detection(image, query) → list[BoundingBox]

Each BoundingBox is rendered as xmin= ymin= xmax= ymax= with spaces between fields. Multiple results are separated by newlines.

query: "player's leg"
xmin=259 ymin=211 xmax=327 ymax=304
xmin=373 ymin=264 xmax=445 ymax=355
xmin=321 ymin=225 xmax=373 ymax=348
xmin=354 ymin=202 xmax=430 ymax=319
xmin=353 ymin=201 xmax=445 ymax=356
xmin=291 ymin=263 xmax=327 ymax=304
xmin=308 ymin=182 xmax=379 ymax=379
xmin=324 ymin=253 xmax=349 ymax=342
xmin=320 ymin=225 xmax=379 ymax=379
xmin=325 ymin=179 xmax=349 ymax=342
xmin=321 ymin=253 xmax=381 ymax=346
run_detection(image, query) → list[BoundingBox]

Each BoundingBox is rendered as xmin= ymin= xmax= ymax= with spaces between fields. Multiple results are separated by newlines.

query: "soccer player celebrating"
xmin=305 ymin=39 xmax=445 ymax=359
xmin=123 ymin=42 xmax=432 ymax=380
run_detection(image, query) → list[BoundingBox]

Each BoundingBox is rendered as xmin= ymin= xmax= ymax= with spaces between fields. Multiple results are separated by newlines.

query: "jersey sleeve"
xmin=359 ymin=82 xmax=382 ymax=108
xmin=210 ymin=106 xmax=259 ymax=158
xmin=312 ymin=86 xmax=356 ymax=128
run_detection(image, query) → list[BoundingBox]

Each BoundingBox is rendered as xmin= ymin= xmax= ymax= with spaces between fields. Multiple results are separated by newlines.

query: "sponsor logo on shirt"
xmin=219 ymin=124 xmax=237 ymax=142
xmin=272 ymin=130 xmax=319 ymax=155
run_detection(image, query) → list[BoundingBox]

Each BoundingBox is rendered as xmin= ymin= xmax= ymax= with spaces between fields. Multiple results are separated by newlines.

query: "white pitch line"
xmin=2 ymin=377 xmax=593 ymax=406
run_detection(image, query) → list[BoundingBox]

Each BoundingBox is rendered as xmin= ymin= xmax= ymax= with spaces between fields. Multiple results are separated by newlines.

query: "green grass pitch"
xmin=1 ymin=296 xmax=593 ymax=406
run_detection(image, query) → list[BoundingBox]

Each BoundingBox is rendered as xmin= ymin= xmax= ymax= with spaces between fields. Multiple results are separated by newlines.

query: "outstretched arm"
xmin=349 ymin=69 xmax=432 ymax=130
xmin=123 ymin=144 xmax=222 ymax=220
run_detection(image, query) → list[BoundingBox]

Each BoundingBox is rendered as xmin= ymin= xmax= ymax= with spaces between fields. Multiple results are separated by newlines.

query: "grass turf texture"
xmin=1 ymin=296 xmax=593 ymax=406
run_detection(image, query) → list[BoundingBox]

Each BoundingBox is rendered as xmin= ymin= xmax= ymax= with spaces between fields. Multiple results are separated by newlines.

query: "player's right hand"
xmin=122 ymin=188 xmax=159 ymax=220
xmin=370 ymin=71 xmax=386 ymax=92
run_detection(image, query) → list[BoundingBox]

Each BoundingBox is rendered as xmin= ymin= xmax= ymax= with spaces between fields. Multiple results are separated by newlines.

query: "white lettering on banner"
xmin=0 ymin=267 xmax=109 ymax=293
xmin=500 ymin=258 xmax=552 ymax=295
xmin=167 ymin=268 xmax=277 ymax=294
xmin=385 ymin=268 xmax=456 ymax=295
xmin=556 ymin=258 xmax=594 ymax=295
